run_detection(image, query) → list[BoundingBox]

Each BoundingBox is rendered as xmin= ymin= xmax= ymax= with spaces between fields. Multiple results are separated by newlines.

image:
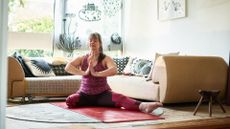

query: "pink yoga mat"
xmin=51 ymin=102 xmax=164 ymax=123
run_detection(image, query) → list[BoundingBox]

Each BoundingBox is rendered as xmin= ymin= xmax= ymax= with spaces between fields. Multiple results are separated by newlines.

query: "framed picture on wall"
xmin=158 ymin=0 xmax=186 ymax=21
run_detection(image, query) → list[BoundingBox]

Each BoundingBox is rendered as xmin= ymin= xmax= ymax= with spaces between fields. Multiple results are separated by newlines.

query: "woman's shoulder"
xmin=70 ymin=55 xmax=86 ymax=63
xmin=103 ymin=55 xmax=115 ymax=62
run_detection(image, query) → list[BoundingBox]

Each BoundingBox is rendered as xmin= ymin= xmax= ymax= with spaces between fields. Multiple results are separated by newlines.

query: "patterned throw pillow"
xmin=140 ymin=62 xmax=152 ymax=76
xmin=113 ymin=57 xmax=129 ymax=74
xmin=12 ymin=52 xmax=35 ymax=77
xmin=49 ymin=64 xmax=71 ymax=76
xmin=130 ymin=58 xmax=153 ymax=76
xmin=25 ymin=59 xmax=55 ymax=77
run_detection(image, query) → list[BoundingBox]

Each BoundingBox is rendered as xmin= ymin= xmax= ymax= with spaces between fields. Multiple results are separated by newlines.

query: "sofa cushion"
xmin=25 ymin=58 xmax=55 ymax=77
xmin=113 ymin=57 xmax=129 ymax=74
xmin=154 ymin=52 xmax=180 ymax=62
xmin=12 ymin=52 xmax=35 ymax=77
xmin=123 ymin=57 xmax=136 ymax=75
xmin=151 ymin=56 xmax=166 ymax=84
xmin=146 ymin=52 xmax=180 ymax=81
xmin=108 ymin=75 xmax=159 ymax=101
xmin=130 ymin=58 xmax=152 ymax=76
xmin=50 ymin=57 xmax=69 ymax=65
xmin=25 ymin=76 xmax=81 ymax=95
xmin=49 ymin=64 xmax=71 ymax=76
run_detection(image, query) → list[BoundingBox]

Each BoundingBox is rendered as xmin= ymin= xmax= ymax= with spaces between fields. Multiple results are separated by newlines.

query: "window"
xmin=8 ymin=0 xmax=54 ymax=57
xmin=8 ymin=0 xmax=123 ymax=57
xmin=55 ymin=0 xmax=123 ymax=57
xmin=8 ymin=0 xmax=54 ymax=33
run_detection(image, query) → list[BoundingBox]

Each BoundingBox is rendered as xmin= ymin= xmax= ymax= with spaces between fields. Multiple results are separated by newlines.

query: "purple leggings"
xmin=66 ymin=90 xmax=141 ymax=111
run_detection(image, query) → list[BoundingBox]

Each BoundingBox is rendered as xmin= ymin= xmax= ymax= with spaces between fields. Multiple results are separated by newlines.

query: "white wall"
xmin=123 ymin=0 xmax=230 ymax=62
xmin=8 ymin=32 xmax=53 ymax=50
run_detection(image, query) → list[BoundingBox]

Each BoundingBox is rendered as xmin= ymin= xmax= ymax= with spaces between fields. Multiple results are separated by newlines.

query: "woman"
xmin=65 ymin=32 xmax=163 ymax=115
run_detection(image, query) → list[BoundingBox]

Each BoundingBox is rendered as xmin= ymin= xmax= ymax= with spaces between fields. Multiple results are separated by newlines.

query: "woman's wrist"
xmin=93 ymin=72 xmax=100 ymax=77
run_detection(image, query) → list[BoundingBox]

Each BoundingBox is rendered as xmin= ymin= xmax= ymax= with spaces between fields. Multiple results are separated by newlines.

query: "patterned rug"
xmin=6 ymin=103 xmax=99 ymax=123
xmin=6 ymin=102 xmax=230 ymax=129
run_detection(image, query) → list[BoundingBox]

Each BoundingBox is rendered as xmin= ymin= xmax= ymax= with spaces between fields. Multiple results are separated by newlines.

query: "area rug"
xmin=6 ymin=103 xmax=230 ymax=129
xmin=6 ymin=102 xmax=163 ymax=123
xmin=51 ymin=102 xmax=163 ymax=123
xmin=6 ymin=103 xmax=100 ymax=123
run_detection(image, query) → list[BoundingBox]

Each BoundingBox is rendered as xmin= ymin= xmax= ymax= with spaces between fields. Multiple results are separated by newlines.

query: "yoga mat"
xmin=51 ymin=102 xmax=164 ymax=123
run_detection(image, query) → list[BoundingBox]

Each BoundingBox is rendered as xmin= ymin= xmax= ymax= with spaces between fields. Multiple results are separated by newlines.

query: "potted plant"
xmin=56 ymin=13 xmax=81 ymax=57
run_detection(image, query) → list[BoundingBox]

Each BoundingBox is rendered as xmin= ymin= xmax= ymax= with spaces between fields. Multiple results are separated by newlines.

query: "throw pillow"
xmin=139 ymin=62 xmax=152 ymax=76
xmin=12 ymin=52 xmax=35 ymax=77
xmin=123 ymin=57 xmax=136 ymax=75
xmin=146 ymin=52 xmax=180 ymax=81
xmin=51 ymin=57 xmax=68 ymax=65
xmin=25 ymin=58 xmax=55 ymax=77
xmin=151 ymin=56 xmax=165 ymax=84
xmin=113 ymin=57 xmax=129 ymax=74
xmin=49 ymin=64 xmax=71 ymax=76
xmin=154 ymin=52 xmax=180 ymax=62
xmin=130 ymin=58 xmax=152 ymax=76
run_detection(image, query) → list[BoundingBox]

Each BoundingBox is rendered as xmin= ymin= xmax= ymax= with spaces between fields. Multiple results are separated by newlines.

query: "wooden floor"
xmin=16 ymin=117 xmax=230 ymax=129
xmin=117 ymin=117 xmax=230 ymax=129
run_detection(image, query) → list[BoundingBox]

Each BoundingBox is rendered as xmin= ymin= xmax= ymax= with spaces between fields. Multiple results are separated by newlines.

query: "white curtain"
xmin=53 ymin=0 xmax=65 ymax=56
xmin=0 ymin=0 xmax=8 ymax=128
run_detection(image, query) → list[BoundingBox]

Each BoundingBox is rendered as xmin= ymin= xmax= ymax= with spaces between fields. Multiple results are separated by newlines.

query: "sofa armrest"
xmin=153 ymin=56 xmax=228 ymax=103
xmin=8 ymin=56 xmax=25 ymax=98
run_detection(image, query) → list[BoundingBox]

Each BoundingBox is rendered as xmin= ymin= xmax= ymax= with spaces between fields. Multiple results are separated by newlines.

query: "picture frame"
xmin=158 ymin=0 xmax=186 ymax=21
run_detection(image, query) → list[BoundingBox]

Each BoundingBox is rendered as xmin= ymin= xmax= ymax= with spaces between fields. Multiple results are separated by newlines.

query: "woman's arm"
xmin=91 ymin=56 xmax=117 ymax=77
xmin=65 ymin=56 xmax=89 ymax=76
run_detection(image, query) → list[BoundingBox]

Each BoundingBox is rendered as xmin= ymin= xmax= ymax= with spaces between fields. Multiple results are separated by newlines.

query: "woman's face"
xmin=88 ymin=37 xmax=100 ymax=51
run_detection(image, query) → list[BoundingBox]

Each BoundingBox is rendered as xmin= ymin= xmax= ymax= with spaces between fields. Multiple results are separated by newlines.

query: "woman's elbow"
xmin=64 ymin=64 xmax=72 ymax=73
xmin=112 ymin=67 xmax=118 ymax=75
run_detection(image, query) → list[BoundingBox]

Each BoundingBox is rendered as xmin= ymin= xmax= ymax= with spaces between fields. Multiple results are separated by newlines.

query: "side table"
xmin=193 ymin=90 xmax=226 ymax=117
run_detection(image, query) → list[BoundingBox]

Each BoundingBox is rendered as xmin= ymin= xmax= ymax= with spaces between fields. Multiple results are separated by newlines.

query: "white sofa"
xmin=8 ymin=56 xmax=81 ymax=102
xmin=109 ymin=56 xmax=228 ymax=103
xmin=8 ymin=55 xmax=229 ymax=103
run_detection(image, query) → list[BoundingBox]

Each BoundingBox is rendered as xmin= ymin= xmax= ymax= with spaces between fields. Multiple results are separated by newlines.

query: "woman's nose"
xmin=90 ymin=42 xmax=95 ymax=45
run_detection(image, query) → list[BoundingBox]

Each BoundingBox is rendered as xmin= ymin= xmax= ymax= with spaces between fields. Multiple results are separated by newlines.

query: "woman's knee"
xmin=65 ymin=93 xmax=80 ymax=108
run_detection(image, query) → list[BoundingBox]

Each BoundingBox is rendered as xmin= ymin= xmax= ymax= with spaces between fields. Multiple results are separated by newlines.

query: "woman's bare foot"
xmin=139 ymin=102 xmax=163 ymax=113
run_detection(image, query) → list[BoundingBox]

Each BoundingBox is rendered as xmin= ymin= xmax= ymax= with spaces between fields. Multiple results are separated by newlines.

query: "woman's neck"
xmin=89 ymin=50 xmax=100 ymax=60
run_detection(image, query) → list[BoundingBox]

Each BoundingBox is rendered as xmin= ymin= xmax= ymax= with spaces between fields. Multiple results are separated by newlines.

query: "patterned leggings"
xmin=66 ymin=90 xmax=141 ymax=111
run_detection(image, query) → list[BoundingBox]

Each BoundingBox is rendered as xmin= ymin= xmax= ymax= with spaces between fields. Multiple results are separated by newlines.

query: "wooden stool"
xmin=193 ymin=90 xmax=226 ymax=117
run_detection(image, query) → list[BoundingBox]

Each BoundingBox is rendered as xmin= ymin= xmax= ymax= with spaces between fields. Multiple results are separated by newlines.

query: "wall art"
xmin=158 ymin=0 xmax=186 ymax=21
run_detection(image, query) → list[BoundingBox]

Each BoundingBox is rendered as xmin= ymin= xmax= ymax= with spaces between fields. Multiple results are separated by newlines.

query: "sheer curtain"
xmin=0 ymin=0 xmax=8 ymax=128
xmin=53 ymin=0 xmax=65 ymax=56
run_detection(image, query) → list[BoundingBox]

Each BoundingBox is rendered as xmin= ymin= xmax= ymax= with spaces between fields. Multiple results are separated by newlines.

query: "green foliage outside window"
xmin=14 ymin=17 xmax=53 ymax=33
xmin=9 ymin=49 xmax=53 ymax=57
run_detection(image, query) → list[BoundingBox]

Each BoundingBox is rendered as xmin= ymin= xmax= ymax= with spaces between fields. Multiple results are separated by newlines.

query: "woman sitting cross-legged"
xmin=65 ymin=32 xmax=164 ymax=116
